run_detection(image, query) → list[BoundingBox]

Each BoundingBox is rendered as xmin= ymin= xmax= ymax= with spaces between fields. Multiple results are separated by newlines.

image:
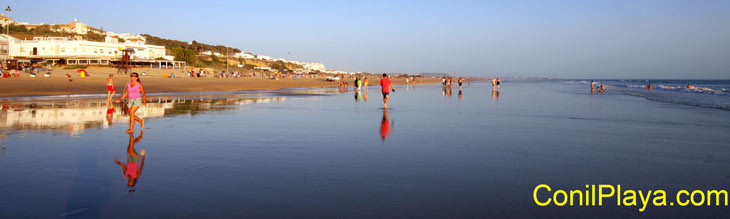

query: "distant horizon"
xmin=6 ymin=0 xmax=729 ymax=79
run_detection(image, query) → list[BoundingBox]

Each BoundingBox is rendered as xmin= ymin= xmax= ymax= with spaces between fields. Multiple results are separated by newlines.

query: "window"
xmin=67 ymin=59 xmax=77 ymax=65
xmin=79 ymin=60 xmax=88 ymax=64
xmin=101 ymin=60 xmax=109 ymax=65
xmin=90 ymin=60 xmax=99 ymax=64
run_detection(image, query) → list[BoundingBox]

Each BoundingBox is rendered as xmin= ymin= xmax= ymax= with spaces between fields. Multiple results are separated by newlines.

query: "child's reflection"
xmin=105 ymin=100 xmax=115 ymax=127
xmin=114 ymin=131 xmax=146 ymax=193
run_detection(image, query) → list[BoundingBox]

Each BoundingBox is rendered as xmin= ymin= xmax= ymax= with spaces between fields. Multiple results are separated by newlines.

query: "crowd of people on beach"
xmin=0 ymin=63 xmax=52 ymax=78
xmin=184 ymin=68 xmax=317 ymax=80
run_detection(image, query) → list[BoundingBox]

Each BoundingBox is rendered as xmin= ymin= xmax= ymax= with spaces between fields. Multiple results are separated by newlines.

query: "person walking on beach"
xmin=114 ymin=131 xmax=146 ymax=192
xmin=116 ymin=72 xmax=146 ymax=133
xmin=491 ymin=78 xmax=496 ymax=87
xmin=458 ymin=77 xmax=463 ymax=88
xmin=354 ymin=77 xmax=360 ymax=91
xmin=363 ymin=77 xmax=369 ymax=90
xmin=380 ymin=73 xmax=395 ymax=108
xmin=107 ymin=74 xmax=116 ymax=101
xmin=496 ymin=78 xmax=501 ymax=88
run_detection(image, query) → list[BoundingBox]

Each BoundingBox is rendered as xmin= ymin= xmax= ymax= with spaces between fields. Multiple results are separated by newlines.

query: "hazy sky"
xmin=6 ymin=0 xmax=730 ymax=78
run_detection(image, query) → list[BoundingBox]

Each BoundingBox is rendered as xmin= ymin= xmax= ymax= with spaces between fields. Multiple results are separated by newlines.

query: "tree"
xmin=210 ymin=54 xmax=219 ymax=63
xmin=171 ymin=47 xmax=198 ymax=65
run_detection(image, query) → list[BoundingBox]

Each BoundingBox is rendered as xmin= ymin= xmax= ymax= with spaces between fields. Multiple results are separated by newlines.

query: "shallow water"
xmin=1 ymin=81 xmax=730 ymax=217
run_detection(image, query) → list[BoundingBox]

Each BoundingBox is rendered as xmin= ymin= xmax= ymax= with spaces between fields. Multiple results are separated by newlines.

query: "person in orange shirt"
xmin=379 ymin=73 xmax=395 ymax=108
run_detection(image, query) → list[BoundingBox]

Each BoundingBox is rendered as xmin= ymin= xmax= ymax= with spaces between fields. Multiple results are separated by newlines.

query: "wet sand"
xmin=1 ymin=81 xmax=730 ymax=217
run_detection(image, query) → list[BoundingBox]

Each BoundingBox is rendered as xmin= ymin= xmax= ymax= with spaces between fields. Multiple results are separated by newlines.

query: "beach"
xmin=0 ymin=67 xmax=439 ymax=97
xmin=1 ymin=81 xmax=729 ymax=217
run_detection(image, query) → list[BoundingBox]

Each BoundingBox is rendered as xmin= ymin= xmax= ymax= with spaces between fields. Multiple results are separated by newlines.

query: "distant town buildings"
xmin=1 ymin=15 xmax=333 ymax=72
xmin=20 ymin=18 xmax=104 ymax=35
xmin=293 ymin=61 xmax=326 ymax=72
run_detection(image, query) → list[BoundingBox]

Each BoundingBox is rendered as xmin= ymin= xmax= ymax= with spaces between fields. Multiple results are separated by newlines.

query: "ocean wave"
xmin=566 ymin=80 xmax=730 ymax=110
xmin=610 ymin=85 xmax=730 ymax=110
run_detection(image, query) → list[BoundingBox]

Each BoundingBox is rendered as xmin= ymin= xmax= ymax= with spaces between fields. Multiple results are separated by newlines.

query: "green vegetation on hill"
xmin=2 ymin=24 xmax=106 ymax=42
xmin=142 ymin=34 xmax=246 ymax=68
xmin=141 ymin=34 xmax=241 ymax=55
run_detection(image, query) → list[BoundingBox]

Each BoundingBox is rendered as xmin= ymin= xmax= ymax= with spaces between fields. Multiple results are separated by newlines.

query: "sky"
xmin=5 ymin=0 xmax=730 ymax=79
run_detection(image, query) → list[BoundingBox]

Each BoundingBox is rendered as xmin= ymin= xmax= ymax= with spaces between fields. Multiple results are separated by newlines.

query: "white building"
xmin=300 ymin=62 xmax=326 ymax=72
xmin=232 ymin=52 xmax=255 ymax=59
xmin=0 ymin=13 xmax=11 ymax=26
xmin=201 ymin=50 xmax=223 ymax=56
xmin=257 ymin=55 xmax=273 ymax=61
xmin=0 ymin=34 xmax=170 ymax=65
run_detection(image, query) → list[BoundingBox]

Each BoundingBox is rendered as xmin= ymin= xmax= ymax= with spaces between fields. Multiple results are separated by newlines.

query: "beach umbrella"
xmin=77 ymin=69 xmax=87 ymax=77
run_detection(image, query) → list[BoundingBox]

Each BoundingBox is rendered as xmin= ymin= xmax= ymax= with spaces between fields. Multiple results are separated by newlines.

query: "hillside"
xmin=3 ymin=23 xmax=301 ymax=71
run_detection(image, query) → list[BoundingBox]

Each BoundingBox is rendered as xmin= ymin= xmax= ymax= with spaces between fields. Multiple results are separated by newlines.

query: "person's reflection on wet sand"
xmin=114 ymin=131 xmax=146 ymax=193
xmin=458 ymin=88 xmax=463 ymax=100
xmin=491 ymin=88 xmax=500 ymax=103
xmin=105 ymin=100 xmax=115 ymax=127
xmin=380 ymin=109 xmax=391 ymax=142
xmin=354 ymin=90 xmax=362 ymax=102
